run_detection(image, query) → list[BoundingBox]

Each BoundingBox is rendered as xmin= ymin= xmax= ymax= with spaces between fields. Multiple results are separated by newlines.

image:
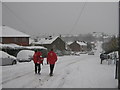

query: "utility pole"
xmin=118 ymin=1 xmax=120 ymax=89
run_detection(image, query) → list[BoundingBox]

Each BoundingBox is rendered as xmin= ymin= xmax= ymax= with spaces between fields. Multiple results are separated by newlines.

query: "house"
xmin=0 ymin=25 xmax=30 ymax=46
xmin=32 ymin=36 xmax=66 ymax=51
xmin=69 ymin=41 xmax=87 ymax=52
xmin=90 ymin=41 xmax=96 ymax=49
xmin=66 ymin=41 xmax=73 ymax=51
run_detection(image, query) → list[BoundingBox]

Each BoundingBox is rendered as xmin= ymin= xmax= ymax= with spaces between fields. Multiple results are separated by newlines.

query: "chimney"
xmin=45 ymin=38 xmax=47 ymax=40
xmin=49 ymin=36 xmax=52 ymax=40
xmin=59 ymin=34 xmax=62 ymax=38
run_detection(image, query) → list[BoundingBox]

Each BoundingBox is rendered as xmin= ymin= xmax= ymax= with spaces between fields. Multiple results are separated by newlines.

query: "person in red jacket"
xmin=47 ymin=49 xmax=58 ymax=76
xmin=33 ymin=50 xmax=43 ymax=74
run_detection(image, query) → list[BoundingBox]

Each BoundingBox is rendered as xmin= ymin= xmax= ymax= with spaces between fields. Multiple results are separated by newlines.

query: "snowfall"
xmin=0 ymin=42 xmax=118 ymax=88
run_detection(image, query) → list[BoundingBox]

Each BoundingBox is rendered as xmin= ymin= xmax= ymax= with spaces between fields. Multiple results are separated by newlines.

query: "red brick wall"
xmin=69 ymin=42 xmax=81 ymax=52
xmin=2 ymin=37 xmax=29 ymax=46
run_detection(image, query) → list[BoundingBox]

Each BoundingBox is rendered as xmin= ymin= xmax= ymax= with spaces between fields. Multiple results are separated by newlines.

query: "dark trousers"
xmin=50 ymin=64 xmax=55 ymax=74
xmin=100 ymin=59 xmax=103 ymax=64
xmin=100 ymin=59 xmax=102 ymax=64
xmin=35 ymin=63 xmax=41 ymax=73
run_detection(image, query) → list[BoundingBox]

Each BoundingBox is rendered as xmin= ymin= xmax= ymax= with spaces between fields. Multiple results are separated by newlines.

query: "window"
xmin=14 ymin=38 xmax=18 ymax=42
xmin=22 ymin=38 xmax=27 ymax=42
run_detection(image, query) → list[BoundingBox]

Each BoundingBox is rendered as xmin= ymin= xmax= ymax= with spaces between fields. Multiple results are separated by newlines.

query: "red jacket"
xmin=47 ymin=51 xmax=57 ymax=64
xmin=33 ymin=51 xmax=43 ymax=64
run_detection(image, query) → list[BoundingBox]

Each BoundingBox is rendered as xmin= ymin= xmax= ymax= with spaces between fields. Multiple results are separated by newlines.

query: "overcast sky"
xmin=2 ymin=2 xmax=119 ymax=37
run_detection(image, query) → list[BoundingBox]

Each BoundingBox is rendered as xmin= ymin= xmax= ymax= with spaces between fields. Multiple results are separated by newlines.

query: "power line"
xmin=3 ymin=2 xmax=87 ymax=38
xmin=68 ymin=2 xmax=87 ymax=35
xmin=2 ymin=3 xmax=35 ymax=35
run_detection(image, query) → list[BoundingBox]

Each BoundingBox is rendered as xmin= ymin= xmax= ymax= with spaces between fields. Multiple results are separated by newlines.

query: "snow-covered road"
xmin=0 ymin=42 xmax=118 ymax=88
xmin=1 ymin=53 xmax=118 ymax=88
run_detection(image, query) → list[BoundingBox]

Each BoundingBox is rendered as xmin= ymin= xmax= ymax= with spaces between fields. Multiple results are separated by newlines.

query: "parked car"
xmin=71 ymin=51 xmax=75 ymax=55
xmin=17 ymin=50 xmax=34 ymax=62
xmin=101 ymin=54 xmax=108 ymax=60
xmin=80 ymin=51 xmax=87 ymax=54
xmin=88 ymin=51 xmax=94 ymax=55
xmin=74 ymin=52 xmax=80 ymax=56
xmin=0 ymin=51 xmax=17 ymax=66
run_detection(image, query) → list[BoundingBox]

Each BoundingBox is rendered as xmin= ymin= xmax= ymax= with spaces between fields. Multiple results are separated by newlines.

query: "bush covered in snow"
xmin=1 ymin=43 xmax=47 ymax=57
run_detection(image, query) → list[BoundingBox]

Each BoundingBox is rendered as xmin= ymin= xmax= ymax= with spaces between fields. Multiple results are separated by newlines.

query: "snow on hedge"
xmin=0 ymin=43 xmax=47 ymax=50
xmin=0 ymin=43 xmax=23 ymax=49
xmin=24 ymin=46 xmax=47 ymax=50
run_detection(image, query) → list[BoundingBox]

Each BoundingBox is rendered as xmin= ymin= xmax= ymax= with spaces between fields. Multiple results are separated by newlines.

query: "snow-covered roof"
xmin=0 ymin=43 xmax=47 ymax=50
xmin=76 ymin=41 xmax=87 ymax=46
xmin=33 ymin=36 xmax=59 ymax=45
xmin=91 ymin=42 xmax=95 ymax=44
xmin=0 ymin=26 xmax=30 ymax=37
xmin=67 ymin=41 xmax=73 ymax=45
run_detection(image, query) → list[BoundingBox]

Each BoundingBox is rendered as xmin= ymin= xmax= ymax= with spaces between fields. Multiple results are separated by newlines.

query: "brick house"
xmin=32 ymin=36 xmax=65 ymax=51
xmin=69 ymin=41 xmax=87 ymax=52
xmin=0 ymin=26 xmax=30 ymax=46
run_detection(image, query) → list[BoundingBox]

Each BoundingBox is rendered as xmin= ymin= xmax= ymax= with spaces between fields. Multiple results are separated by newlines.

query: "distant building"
xmin=0 ymin=26 xmax=30 ymax=46
xmin=32 ymin=36 xmax=66 ymax=51
xmin=90 ymin=41 xmax=96 ymax=49
xmin=65 ymin=41 xmax=72 ymax=50
xmin=69 ymin=41 xmax=87 ymax=52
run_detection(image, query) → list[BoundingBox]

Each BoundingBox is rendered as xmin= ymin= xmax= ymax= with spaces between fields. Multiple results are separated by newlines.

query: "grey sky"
xmin=2 ymin=2 xmax=119 ymax=37
xmin=0 ymin=2 xmax=1 ymax=26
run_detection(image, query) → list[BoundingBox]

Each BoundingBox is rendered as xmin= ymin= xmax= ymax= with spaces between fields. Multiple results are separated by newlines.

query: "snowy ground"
xmin=0 ymin=42 xmax=118 ymax=88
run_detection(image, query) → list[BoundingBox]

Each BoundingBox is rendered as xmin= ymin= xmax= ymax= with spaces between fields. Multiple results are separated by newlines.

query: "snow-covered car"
xmin=80 ymin=51 xmax=87 ymax=54
xmin=17 ymin=50 xmax=34 ymax=62
xmin=71 ymin=52 xmax=75 ymax=55
xmin=0 ymin=51 xmax=17 ymax=66
xmin=88 ymin=51 xmax=94 ymax=55
xmin=74 ymin=52 xmax=80 ymax=56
